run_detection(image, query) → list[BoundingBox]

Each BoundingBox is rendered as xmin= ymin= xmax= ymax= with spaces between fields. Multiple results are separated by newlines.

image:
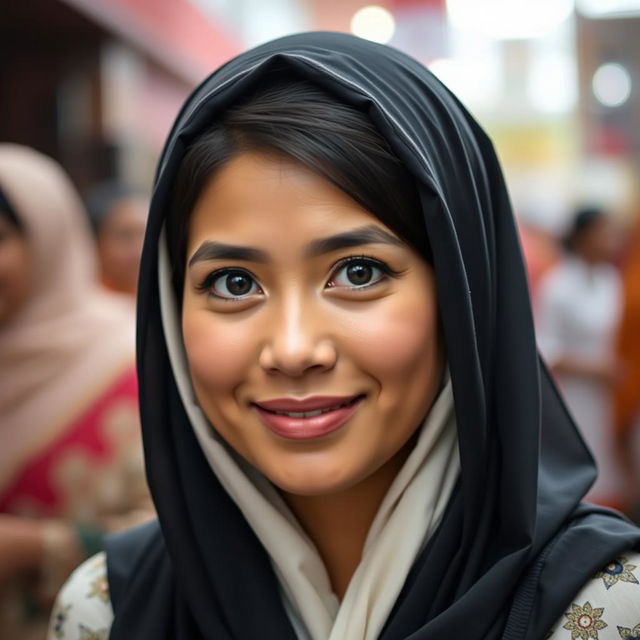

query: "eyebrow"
xmin=306 ymin=225 xmax=404 ymax=257
xmin=187 ymin=225 xmax=403 ymax=267
xmin=188 ymin=242 xmax=268 ymax=267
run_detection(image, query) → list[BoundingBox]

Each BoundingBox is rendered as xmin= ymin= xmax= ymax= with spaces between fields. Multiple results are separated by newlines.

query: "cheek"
xmin=182 ymin=312 xmax=256 ymax=394
xmin=98 ymin=237 xmax=118 ymax=264
xmin=104 ymin=238 xmax=130 ymax=262
xmin=347 ymin=293 xmax=440 ymax=385
xmin=0 ymin=243 xmax=29 ymax=289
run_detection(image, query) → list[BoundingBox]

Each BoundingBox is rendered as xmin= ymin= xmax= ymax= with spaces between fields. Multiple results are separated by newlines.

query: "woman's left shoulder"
xmin=547 ymin=550 xmax=640 ymax=639
xmin=47 ymin=551 xmax=113 ymax=640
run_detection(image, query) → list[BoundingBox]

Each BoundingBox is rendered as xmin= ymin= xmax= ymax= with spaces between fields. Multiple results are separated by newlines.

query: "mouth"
xmin=254 ymin=395 xmax=363 ymax=416
xmin=251 ymin=394 xmax=365 ymax=440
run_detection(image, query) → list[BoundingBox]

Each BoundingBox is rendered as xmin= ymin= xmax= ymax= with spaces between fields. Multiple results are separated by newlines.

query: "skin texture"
xmin=0 ymin=214 xmax=31 ymax=325
xmin=181 ymin=151 xmax=443 ymax=596
xmin=97 ymin=197 xmax=147 ymax=295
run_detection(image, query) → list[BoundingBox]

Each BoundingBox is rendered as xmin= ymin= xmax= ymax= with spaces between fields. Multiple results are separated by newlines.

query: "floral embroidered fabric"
xmin=49 ymin=551 xmax=640 ymax=639
xmin=48 ymin=553 xmax=111 ymax=640
xmin=547 ymin=553 xmax=640 ymax=639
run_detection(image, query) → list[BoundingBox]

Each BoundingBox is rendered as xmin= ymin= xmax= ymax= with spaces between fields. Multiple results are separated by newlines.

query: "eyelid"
xmin=326 ymin=255 xmax=400 ymax=289
xmin=331 ymin=255 xmax=399 ymax=275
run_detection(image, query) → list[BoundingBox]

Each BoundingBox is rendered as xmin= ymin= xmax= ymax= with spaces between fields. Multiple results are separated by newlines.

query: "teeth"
xmin=272 ymin=399 xmax=356 ymax=418
xmin=276 ymin=409 xmax=316 ymax=417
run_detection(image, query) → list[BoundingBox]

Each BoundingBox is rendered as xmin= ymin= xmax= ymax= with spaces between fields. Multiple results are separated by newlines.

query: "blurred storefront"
xmin=1 ymin=0 xmax=638 ymax=217
xmin=576 ymin=6 xmax=640 ymax=219
xmin=422 ymin=0 xmax=639 ymax=230
xmin=0 ymin=0 xmax=240 ymax=191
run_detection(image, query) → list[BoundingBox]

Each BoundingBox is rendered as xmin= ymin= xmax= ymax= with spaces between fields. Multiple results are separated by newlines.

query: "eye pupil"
xmin=226 ymin=273 xmax=252 ymax=296
xmin=347 ymin=262 xmax=372 ymax=285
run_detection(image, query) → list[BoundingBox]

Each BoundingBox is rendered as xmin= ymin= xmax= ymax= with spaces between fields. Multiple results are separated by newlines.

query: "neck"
xmin=281 ymin=441 xmax=412 ymax=600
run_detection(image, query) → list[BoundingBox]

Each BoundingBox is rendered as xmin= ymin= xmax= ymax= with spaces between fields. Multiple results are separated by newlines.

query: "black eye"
xmin=329 ymin=258 xmax=387 ymax=289
xmin=346 ymin=262 xmax=373 ymax=286
xmin=226 ymin=273 xmax=252 ymax=295
xmin=208 ymin=269 xmax=261 ymax=299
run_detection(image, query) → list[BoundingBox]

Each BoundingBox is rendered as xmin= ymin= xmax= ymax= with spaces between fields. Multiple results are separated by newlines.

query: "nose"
xmin=258 ymin=295 xmax=337 ymax=377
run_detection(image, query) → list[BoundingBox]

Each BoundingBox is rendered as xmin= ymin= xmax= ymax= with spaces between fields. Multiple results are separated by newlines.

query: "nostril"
xmin=257 ymin=338 xmax=338 ymax=376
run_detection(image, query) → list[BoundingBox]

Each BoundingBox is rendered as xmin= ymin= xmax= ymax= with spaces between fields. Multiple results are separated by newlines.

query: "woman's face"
xmin=97 ymin=197 xmax=147 ymax=294
xmin=574 ymin=215 xmax=620 ymax=264
xmin=0 ymin=214 xmax=31 ymax=325
xmin=182 ymin=151 xmax=443 ymax=496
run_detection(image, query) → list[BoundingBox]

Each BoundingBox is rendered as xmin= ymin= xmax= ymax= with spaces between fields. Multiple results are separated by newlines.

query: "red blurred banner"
xmin=60 ymin=0 xmax=240 ymax=83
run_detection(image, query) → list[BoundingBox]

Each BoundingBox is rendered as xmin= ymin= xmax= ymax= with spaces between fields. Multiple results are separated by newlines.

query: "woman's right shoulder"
xmin=47 ymin=551 xmax=114 ymax=640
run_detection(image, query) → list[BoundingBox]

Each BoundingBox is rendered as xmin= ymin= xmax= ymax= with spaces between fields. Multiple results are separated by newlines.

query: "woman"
xmin=536 ymin=207 xmax=624 ymax=509
xmin=85 ymin=182 xmax=148 ymax=299
xmin=0 ymin=145 xmax=150 ymax=640
xmin=52 ymin=33 xmax=640 ymax=640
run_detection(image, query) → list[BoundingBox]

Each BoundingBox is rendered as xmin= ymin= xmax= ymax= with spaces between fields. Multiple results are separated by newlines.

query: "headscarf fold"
xmin=108 ymin=33 xmax=640 ymax=640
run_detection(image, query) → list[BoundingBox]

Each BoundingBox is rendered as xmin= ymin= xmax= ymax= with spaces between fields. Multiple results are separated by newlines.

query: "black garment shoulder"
xmin=106 ymin=506 xmax=640 ymax=640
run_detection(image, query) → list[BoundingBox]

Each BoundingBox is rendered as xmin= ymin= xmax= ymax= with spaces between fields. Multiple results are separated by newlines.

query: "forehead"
xmin=186 ymin=151 xmax=389 ymax=246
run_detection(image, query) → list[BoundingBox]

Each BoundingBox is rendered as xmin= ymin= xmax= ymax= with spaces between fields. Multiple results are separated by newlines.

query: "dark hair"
xmin=563 ymin=206 xmax=605 ymax=253
xmin=167 ymin=80 xmax=430 ymax=295
xmin=0 ymin=187 xmax=23 ymax=231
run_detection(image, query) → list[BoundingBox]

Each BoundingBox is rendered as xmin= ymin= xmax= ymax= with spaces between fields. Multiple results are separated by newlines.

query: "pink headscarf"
xmin=0 ymin=145 xmax=137 ymax=492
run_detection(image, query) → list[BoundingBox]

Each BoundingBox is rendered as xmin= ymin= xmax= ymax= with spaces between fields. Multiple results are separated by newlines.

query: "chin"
xmin=266 ymin=459 xmax=367 ymax=497
xmin=275 ymin=480 xmax=354 ymax=498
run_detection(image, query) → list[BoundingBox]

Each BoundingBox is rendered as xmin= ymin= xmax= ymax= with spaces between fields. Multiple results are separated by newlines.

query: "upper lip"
xmin=253 ymin=395 xmax=361 ymax=412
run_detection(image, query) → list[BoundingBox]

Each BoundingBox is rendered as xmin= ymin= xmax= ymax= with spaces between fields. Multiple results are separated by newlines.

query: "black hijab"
xmin=107 ymin=32 xmax=640 ymax=640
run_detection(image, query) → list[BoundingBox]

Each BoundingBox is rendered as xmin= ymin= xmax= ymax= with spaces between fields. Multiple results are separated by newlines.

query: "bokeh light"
xmin=350 ymin=6 xmax=396 ymax=44
xmin=592 ymin=63 xmax=632 ymax=107
xmin=446 ymin=0 xmax=574 ymax=39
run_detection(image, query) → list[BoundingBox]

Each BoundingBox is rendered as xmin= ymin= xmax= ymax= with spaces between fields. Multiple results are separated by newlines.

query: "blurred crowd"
xmin=523 ymin=204 xmax=640 ymax=517
xmin=0 ymin=140 xmax=639 ymax=640
xmin=0 ymin=145 xmax=152 ymax=640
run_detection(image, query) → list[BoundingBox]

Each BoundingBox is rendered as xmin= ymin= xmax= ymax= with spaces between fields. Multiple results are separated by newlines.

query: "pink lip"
xmin=253 ymin=395 xmax=364 ymax=440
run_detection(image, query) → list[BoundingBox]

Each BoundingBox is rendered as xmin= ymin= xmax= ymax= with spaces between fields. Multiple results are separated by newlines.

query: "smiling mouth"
xmin=253 ymin=394 xmax=364 ymax=415
xmin=251 ymin=395 xmax=365 ymax=440
xmin=258 ymin=396 xmax=362 ymax=418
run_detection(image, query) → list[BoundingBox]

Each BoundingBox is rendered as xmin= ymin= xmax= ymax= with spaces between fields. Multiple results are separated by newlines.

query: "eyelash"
xmin=327 ymin=255 xmax=400 ymax=290
xmin=196 ymin=255 xmax=400 ymax=301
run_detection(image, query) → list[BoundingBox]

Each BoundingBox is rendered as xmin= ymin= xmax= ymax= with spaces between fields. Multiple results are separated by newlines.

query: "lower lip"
xmin=253 ymin=398 xmax=364 ymax=441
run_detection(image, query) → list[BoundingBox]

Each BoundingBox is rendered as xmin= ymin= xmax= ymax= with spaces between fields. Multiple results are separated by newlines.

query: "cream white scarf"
xmin=159 ymin=235 xmax=460 ymax=640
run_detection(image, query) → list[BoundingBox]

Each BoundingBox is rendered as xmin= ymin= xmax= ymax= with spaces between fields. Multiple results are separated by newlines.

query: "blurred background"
xmin=1 ymin=0 xmax=639 ymax=227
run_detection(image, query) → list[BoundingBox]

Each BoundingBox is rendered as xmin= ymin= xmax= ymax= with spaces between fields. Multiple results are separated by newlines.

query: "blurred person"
xmin=613 ymin=215 xmax=640 ymax=516
xmin=85 ymin=182 xmax=148 ymax=298
xmin=0 ymin=145 xmax=151 ymax=640
xmin=536 ymin=206 xmax=624 ymax=508
xmin=0 ymin=189 xmax=30 ymax=325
